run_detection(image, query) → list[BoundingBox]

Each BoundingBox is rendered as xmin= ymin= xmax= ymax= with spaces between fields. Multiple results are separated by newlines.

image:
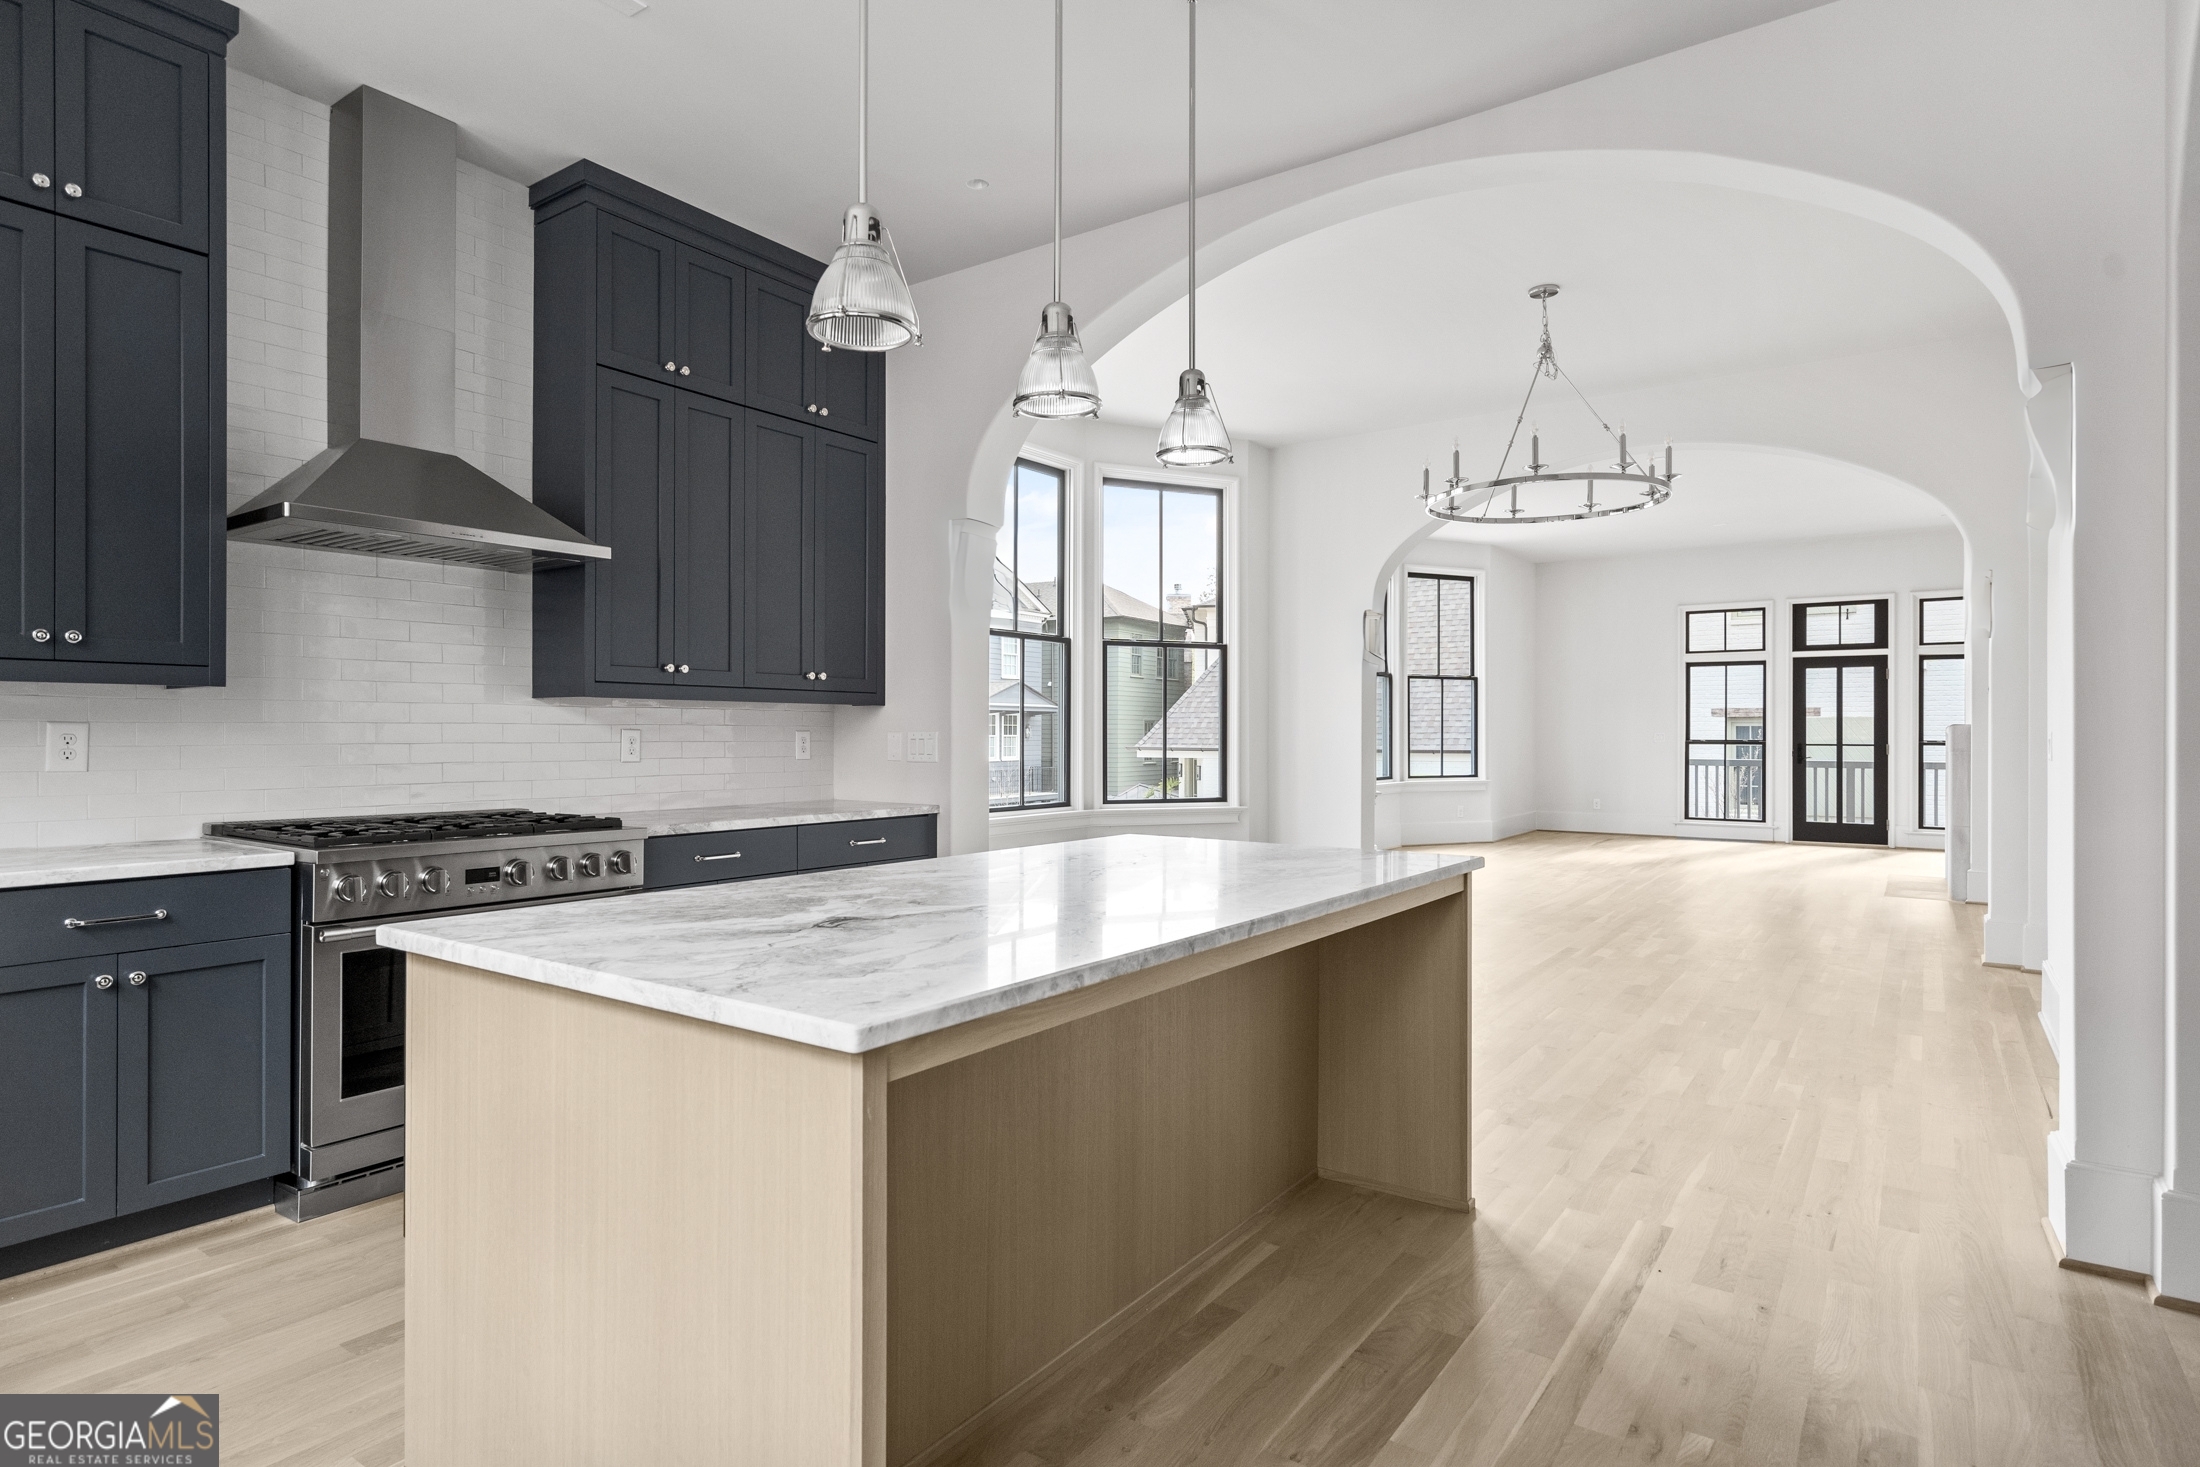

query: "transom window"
xmin=1794 ymin=598 xmax=1889 ymax=650
xmin=1103 ymin=479 xmax=1226 ymax=803
xmin=1919 ymin=596 xmax=1964 ymax=646
xmin=1404 ymin=573 xmax=1476 ymax=778
xmin=1686 ymin=606 xmax=1766 ymax=654
xmin=990 ymin=459 xmax=1069 ymax=811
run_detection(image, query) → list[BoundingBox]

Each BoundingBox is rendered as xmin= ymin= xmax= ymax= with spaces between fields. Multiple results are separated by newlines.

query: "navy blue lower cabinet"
xmin=114 ymin=933 xmax=290 ymax=1215
xmin=0 ymin=956 xmax=117 ymax=1249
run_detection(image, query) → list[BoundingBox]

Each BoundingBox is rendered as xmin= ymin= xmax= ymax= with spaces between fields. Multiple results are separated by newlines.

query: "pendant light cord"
xmin=1186 ymin=0 xmax=1197 ymax=374
xmin=858 ymin=0 xmax=869 ymax=205
xmin=1053 ymin=0 xmax=1063 ymax=302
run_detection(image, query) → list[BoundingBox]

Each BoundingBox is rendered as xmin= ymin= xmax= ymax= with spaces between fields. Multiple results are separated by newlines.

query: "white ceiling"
xmin=1091 ymin=180 xmax=2010 ymax=446
xmin=228 ymin=0 xmax=1831 ymax=280
xmin=1427 ymin=445 xmax=1955 ymax=563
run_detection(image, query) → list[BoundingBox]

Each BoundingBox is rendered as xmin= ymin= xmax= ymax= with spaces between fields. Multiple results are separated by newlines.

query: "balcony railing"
xmin=1687 ymin=750 xmax=1764 ymax=821
xmin=1801 ymin=759 xmax=1876 ymax=826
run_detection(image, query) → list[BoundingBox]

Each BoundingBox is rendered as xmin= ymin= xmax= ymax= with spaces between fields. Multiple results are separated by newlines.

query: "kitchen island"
xmin=378 ymin=834 xmax=1480 ymax=1467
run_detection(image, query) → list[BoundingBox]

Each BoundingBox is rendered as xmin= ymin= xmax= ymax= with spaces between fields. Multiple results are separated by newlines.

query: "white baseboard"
xmin=2057 ymin=1149 xmax=2158 ymax=1275
xmin=2158 ymin=1186 xmax=2200 ymax=1303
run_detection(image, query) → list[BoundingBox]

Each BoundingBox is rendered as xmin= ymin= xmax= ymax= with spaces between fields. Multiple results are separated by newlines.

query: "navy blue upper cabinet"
xmin=531 ymin=160 xmax=885 ymax=705
xmin=0 ymin=0 xmax=231 ymax=690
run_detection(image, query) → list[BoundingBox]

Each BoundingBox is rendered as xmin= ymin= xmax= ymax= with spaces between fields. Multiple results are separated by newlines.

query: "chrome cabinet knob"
xmin=377 ymin=870 xmax=411 ymax=898
xmin=331 ymin=873 xmax=365 ymax=903
xmin=503 ymin=858 xmax=532 ymax=886
xmin=30 ymin=628 xmax=48 ymax=642
xmin=607 ymin=849 xmax=633 ymax=875
xmin=419 ymin=865 xmax=449 ymax=894
xmin=679 ymin=365 xmax=691 ymax=376
xmin=819 ymin=406 xmax=829 ymax=416
xmin=30 ymin=172 xmax=48 ymax=188
xmin=663 ymin=663 xmax=676 ymax=672
xmin=62 ymin=182 xmax=80 ymax=198
xmin=128 ymin=970 xmax=147 ymax=987
xmin=805 ymin=671 xmax=816 ymax=680
xmin=664 ymin=361 xmax=676 ymax=371
xmin=577 ymin=852 xmax=603 ymax=878
xmin=678 ymin=663 xmax=689 ymax=673
xmin=545 ymin=855 xmax=571 ymax=881
xmin=817 ymin=672 xmax=828 ymax=680
xmin=806 ymin=403 xmax=817 ymax=413
xmin=93 ymin=973 xmax=114 ymax=990
xmin=63 ymin=629 xmax=81 ymax=643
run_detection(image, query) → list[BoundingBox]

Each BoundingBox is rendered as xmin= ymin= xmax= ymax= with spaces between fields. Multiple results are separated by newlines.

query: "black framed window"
xmin=1686 ymin=661 xmax=1767 ymax=821
xmin=1103 ymin=479 xmax=1226 ymax=802
xmin=1919 ymin=595 xmax=1964 ymax=646
xmin=1919 ymin=653 xmax=1965 ymax=830
xmin=990 ymin=459 xmax=1069 ymax=810
xmin=1793 ymin=598 xmax=1890 ymax=650
xmin=1405 ymin=573 xmax=1476 ymax=777
xmin=1374 ymin=593 xmax=1393 ymax=781
xmin=1686 ymin=606 xmax=1766 ymax=654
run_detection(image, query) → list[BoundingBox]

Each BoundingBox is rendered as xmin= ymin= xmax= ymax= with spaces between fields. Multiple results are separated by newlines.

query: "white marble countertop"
xmin=378 ymin=835 xmax=1481 ymax=1053
xmin=0 ymin=837 xmax=295 ymax=891
xmin=610 ymin=799 xmax=940 ymax=838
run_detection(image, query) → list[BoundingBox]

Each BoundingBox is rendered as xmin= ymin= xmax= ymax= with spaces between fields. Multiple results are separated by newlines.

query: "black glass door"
xmin=339 ymin=946 xmax=404 ymax=1098
xmin=1793 ymin=655 xmax=1888 ymax=845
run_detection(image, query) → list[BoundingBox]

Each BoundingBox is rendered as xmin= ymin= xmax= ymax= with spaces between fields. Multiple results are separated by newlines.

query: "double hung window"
xmin=990 ymin=460 xmax=1069 ymax=810
xmin=1102 ymin=480 xmax=1226 ymax=802
xmin=1374 ymin=593 xmax=1393 ymax=781
xmin=1918 ymin=596 xmax=1965 ymax=830
xmin=1404 ymin=573 xmax=1476 ymax=777
xmin=1683 ymin=606 xmax=1766 ymax=822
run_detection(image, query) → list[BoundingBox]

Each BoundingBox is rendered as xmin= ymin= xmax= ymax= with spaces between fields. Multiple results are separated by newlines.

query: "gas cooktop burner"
xmin=210 ymin=808 xmax=624 ymax=850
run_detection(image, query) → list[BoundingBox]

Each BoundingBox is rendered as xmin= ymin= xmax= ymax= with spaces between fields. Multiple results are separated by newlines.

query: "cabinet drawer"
xmin=796 ymin=816 xmax=936 ymax=872
xmin=1 ymin=866 xmax=290 ymax=966
xmin=644 ymin=826 xmax=799 ymax=889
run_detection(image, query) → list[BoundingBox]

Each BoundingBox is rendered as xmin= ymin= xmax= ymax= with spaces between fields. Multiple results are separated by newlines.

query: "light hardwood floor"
xmin=4 ymin=831 xmax=2196 ymax=1465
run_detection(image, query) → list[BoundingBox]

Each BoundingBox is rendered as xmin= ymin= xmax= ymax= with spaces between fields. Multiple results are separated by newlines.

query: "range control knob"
xmin=577 ymin=852 xmax=603 ymax=878
xmin=377 ymin=870 xmax=411 ymax=899
xmin=419 ymin=866 xmax=449 ymax=895
xmin=607 ymin=849 xmax=634 ymax=876
xmin=331 ymin=873 xmax=365 ymax=904
xmin=503 ymin=858 xmax=533 ymax=887
xmin=545 ymin=855 xmax=571 ymax=882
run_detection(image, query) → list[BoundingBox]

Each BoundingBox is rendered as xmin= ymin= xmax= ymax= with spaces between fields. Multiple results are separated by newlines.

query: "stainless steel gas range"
xmin=208 ymin=810 xmax=645 ymax=1220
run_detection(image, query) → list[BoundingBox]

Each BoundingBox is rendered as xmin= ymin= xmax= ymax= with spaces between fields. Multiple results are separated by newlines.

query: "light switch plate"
xmin=795 ymin=731 xmax=811 ymax=760
xmin=619 ymin=728 xmax=642 ymax=763
xmin=44 ymin=722 xmax=88 ymax=772
xmin=887 ymin=732 xmax=904 ymax=761
xmin=909 ymin=732 xmax=939 ymax=763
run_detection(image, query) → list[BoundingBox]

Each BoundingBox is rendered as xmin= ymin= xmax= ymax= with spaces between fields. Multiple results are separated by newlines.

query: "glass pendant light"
xmin=1013 ymin=0 xmax=1100 ymax=418
xmin=1156 ymin=0 xmax=1231 ymax=466
xmin=808 ymin=0 xmax=921 ymax=351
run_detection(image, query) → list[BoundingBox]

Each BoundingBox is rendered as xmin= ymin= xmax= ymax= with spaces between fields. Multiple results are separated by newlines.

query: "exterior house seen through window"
xmin=991 ymin=460 xmax=1069 ymax=810
xmin=1103 ymin=479 xmax=1226 ymax=802
xmin=1404 ymin=573 xmax=1476 ymax=777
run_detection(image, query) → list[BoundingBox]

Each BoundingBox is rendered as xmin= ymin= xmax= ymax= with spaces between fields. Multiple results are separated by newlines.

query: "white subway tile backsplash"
xmin=0 ymin=68 xmax=833 ymax=847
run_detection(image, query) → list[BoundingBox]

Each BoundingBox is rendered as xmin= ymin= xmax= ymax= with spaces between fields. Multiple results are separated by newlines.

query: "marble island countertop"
xmin=378 ymin=835 xmax=1481 ymax=1052
xmin=0 ymin=837 xmax=295 ymax=890
xmin=608 ymin=798 xmax=938 ymax=838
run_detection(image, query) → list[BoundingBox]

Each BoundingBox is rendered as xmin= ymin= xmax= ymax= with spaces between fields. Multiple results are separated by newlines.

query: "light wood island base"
xmin=403 ymin=877 xmax=1469 ymax=1467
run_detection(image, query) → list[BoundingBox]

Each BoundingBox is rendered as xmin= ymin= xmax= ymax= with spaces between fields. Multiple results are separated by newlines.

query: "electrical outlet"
xmin=795 ymin=731 xmax=811 ymax=760
xmin=619 ymin=728 xmax=643 ymax=763
xmin=887 ymin=732 xmax=904 ymax=761
xmin=44 ymin=722 xmax=88 ymax=772
xmin=1592 ymin=798 xmax=1602 ymax=810
xmin=909 ymin=732 xmax=939 ymax=763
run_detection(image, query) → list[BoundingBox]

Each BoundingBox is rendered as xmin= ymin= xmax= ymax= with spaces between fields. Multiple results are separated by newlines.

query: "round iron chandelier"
xmin=1423 ymin=284 xmax=1675 ymax=526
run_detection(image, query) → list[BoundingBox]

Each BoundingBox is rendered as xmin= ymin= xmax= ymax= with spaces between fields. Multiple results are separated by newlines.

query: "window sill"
xmin=991 ymin=803 xmax=1249 ymax=825
xmin=1381 ymin=777 xmax=1490 ymax=788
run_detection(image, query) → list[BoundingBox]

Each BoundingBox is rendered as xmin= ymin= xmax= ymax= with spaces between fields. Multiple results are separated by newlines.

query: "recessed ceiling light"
xmin=596 ymin=0 xmax=648 ymax=15
xmin=966 ymin=178 xmax=990 ymax=191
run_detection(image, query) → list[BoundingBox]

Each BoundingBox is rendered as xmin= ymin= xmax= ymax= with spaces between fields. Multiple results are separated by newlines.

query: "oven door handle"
xmin=315 ymin=926 xmax=385 ymax=942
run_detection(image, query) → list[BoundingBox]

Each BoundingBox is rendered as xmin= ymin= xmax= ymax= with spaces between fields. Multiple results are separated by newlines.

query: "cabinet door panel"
xmin=0 ymin=956 xmax=116 ymax=1248
xmin=809 ymin=429 xmax=881 ymax=692
xmin=115 ymin=934 xmax=289 ymax=1214
xmin=53 ymin=0 xmax=207 ymax=252
xmin=594 ymin=211 xmax=677 ymax=383
xmin=745 ymin=273 xmax=814 ymax=423
xmin=743 ymin=411 xmax=811 ymax=689
xmin=811 ymin=339 xmax=881 ymax=440
xmin=0 ymin=0 xmax=53 ymax=211
xmin=672 ymin=391 xmax=743 ymax=687
xmin=592 ymin=369 xmax=674 ymax=686
xmin=0 ymin=199 xmax=51 ymax=660
xmin=674 ymin=244 xmax=743 ymax=403
xmin=53 ymin=221 xmax=208 ymax=667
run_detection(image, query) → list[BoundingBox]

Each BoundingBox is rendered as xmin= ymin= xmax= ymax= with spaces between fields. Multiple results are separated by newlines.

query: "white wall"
xmin=972 ymin=416 xmax=1274 ymax=851
xmin=1532 ymin=527 xmax=1964 ymax=844
xmin=0 ymin=70 xmax=834 ymax=848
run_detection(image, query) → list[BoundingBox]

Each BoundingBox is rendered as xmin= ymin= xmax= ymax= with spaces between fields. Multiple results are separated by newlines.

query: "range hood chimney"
xmin=227 ymin=87 xmax=608 ymax=572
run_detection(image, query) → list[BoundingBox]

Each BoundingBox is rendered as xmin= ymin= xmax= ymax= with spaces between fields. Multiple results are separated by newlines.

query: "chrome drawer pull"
xmin=64 ymin=907 xmax=168 ymax=929
xmin=850 ymin=837 xmax=888 ymax=848
xmin=694 ymin=852 xmax=744 ymax=862
xmin=316 ymin=926 xmax=383 ymax=942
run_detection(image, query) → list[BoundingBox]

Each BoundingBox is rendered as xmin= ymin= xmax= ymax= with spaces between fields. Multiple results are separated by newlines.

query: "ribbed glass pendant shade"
xmin=1013 ymin=301 xmax=1100 ymax=418
xmin=809 ymin=203 xmax=921 ymax=351
xmin=1157 ymin=368 xmax=1232 ymax=465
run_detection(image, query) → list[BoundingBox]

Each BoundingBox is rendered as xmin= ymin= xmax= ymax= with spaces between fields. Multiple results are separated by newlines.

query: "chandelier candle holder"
xmin=1423 ymin=284 xmax=1675 ymax=526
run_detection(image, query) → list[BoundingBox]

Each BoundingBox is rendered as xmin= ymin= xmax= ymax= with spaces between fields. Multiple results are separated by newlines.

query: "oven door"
xmin=303 ymin=924 xmax=408 ymax=1147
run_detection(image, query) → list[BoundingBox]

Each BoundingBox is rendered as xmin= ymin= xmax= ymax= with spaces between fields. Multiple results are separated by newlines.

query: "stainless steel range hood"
xmin=227 ymin=87 xmax=607 ymax=572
